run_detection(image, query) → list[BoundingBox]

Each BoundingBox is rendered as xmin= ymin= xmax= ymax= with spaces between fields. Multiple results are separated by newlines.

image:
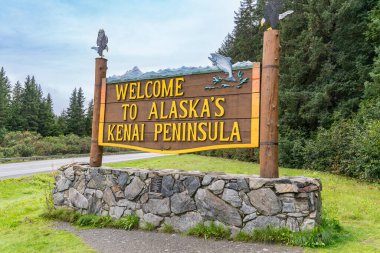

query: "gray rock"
xmin=123 ymin=209 xmax=133 ymax=216
xmin=105 ymin=175 xmax=117 ymax=188
xmin=87 ymin=172 xmax=107 ymax=190
xmin=135 ymin=209 xmax=144 ymax=219
xmin=282 ymin=199 xmax=296 ymax=213
xmin=237 ymin=179 xmax=249 ymax=191
xmin=208 ymin=180 xmax=225 ymax=195
xmin=95 ymin=189 xmax=103 ymax=199
xmin=183 ymin=176 xmax=200 ymax=196
xmin=173 ymin=180 xmax=185 ymax=193
xmin=301 ymin=218 xmax=316 ymax=230
xmin=140 ymin=193 xmax=148 ymax=204
xmin=240 ymin=201 xmax=257 ymax=214
xmin=247 ymin=188 xmax=281 ymax=215
xmin=195 ymin=189 xmax=242 ymax=227
xmin=124 ymin=177 xmax=145 ymax=200
xmin=165 ymin=212 xmax=203 ymax=232
xmin=286 ymin=217 xmax=300 ymax=232
xmin=161 ymin=175 xmax=174 ymax=197
xmin=295 ymin=199 xmax=309 ymax=212
xmin=139 ymin=172 xmax=148 ymax=180
xmin=225 ymin=182 xmax=239 ymax=190
xmin=249 ymin=178 xmax=268 ymax=189
xmin=222 ymin=189 xmax=242 ymax=208
xmin=143 ymin=198 xmax=170 ymax=216
xmin=275 ymin=184 xmax=298 ymax=193
xmin=288 ymin=212 xmax=307 ymax=218
xmin=103 ymin=187 xmax=116 ymax=206
xmin=202 ymin=175 xmax=213 ymax=186
xmin=64 ymin=167 xmax=75 ymax=181
xmin=114 ymin=191 xmax=125 ymax=200
xmin=84 ymin=188 xmax=95 ymax=197
xmin=230 ymin=226 xmax=241 ymax=239
xmin=143 ymin=213 xmax=163 ymax=227
xmin=110 ymin=206 xmax=126 ymax=219
xmin=53 ymin=192 xmax=64 ymax=205
xmin=170 ymin=191 xmax=196 ymax=214
xmin=242 ymin=216 xmax=283 ymax=232
xmin=117 ymin=173 xmax=129 ymax=188
xmin=56 ymin=176 xmax=71 ymax=192
xmin=69 ymin=188 xmax=88 ymax=209
xmin=88 ymin=196 xmax=102 ymax=214
xmin=73 ymin=175 xmax=86 ymax=194
xmin=243 ymin=213 xmax=257 ymax=222
xmin=226 ymin=179 xmax=248 ymax=191
xmin=117 ymin=199 xmax=140 ymax=210
xmin=308 ymin=192 xmax=316 ymax=211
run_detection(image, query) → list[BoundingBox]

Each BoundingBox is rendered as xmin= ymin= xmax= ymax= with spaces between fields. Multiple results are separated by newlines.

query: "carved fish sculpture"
xmin=208 ymin=53 xmax=236 ymax=82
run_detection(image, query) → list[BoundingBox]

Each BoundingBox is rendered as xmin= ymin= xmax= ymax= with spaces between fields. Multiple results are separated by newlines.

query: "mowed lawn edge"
xmin=0 ymin=173 xmax=95 ymax=253
xmin=107 ymin=154 xmax=380 ymax=253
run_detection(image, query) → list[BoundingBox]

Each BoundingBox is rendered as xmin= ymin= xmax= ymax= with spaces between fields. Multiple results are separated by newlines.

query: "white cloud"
xmin=0 ymin=0 xmax=241 ymax=113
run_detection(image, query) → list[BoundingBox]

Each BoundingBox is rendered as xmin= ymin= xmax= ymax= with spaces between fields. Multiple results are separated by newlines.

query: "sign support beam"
xmin=260 ymin=30 xmax=280 ymax=178
xmin=90 ymin=58 xmax=107 ymax=167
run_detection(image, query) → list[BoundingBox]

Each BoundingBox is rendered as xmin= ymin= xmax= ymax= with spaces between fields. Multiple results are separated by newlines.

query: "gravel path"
xmin=56 ymin=222 xmax=303 ymax=253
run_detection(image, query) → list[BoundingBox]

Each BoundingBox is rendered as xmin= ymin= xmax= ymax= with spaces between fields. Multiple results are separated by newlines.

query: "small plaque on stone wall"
xmin=150 ymin=176 xmax=163 ymax=194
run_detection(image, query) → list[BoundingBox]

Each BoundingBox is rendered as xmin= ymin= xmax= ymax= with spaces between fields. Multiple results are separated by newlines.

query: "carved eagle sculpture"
xmin=261 ymin=0 xmax=294 ymax=29
xmin=91 ymin=29 xmax=108 ymax=57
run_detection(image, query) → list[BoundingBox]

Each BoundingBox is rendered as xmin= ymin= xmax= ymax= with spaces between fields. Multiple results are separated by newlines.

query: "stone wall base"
xmin=53 ymin=163 xmax=322 ymax=234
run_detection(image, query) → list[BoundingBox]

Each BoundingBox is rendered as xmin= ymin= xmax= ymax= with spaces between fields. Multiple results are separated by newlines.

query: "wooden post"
xmin=90 ymin=58 xmax=107 ymax=167
xmin=260 ymin=30 xmax=280 ymax=178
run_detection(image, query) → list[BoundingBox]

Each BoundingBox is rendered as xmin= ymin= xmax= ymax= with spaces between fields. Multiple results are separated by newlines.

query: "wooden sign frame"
xmin=97 ymin=63 xmax=261 ymax=154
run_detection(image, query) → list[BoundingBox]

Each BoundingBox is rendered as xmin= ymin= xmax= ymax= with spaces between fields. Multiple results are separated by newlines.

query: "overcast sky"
xmin=0 ymin=0 xmax=241 ymax=114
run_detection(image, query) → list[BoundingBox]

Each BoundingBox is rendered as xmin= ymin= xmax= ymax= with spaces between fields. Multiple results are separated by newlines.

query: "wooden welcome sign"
xmin=90 ymin=30 xmax=279 ymax=178
xmin=98 ymin=62 xmax=261 ymax=154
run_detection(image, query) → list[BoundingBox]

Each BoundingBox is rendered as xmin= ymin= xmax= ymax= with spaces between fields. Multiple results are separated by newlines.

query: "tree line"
xmin=0 ymin=68 xmax=93 ymax=137
xmin=202 ymin=0 xmax=380 ymax=180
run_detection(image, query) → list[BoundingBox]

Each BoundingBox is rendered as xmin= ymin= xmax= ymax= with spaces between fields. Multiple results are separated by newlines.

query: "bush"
xmin=235 ymin=216 xmax=347 ymax=248
xmin=302 ymin=118 xmax=380 ymax=180
xmin=43 ymin=208 xmax=139 ymax=231
xmin=197 ymin=148 xmax=258 ymax=163
xmin=187 ymin=222 xmax=231 ymax=240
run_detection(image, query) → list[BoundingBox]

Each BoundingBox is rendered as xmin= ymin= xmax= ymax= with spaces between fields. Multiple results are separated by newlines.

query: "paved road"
xmin=57 ymin=222 xmax=303 ymax=253
xmin=0 ymin=153 xmax=166 ymax=179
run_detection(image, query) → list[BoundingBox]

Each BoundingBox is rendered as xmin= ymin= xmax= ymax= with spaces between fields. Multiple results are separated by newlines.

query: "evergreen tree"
xmin=65 ymin=87 xmax=86 ymax=136
xmin=0 ymin=67 xmax=11 ymax=130
xmin=8 ymin=81 xmax=24 ymax=131
xmin=20 ymin=76 xmax=41 ymax=131
xmin=218 ymin=0 xmax=265 ymax=62
xmin=85 ymin=99 xmax=93 ymax=136
xmin=218 ymin=0 xmax=378 ymax=168
xmin=38 ymin=93 xmax=56 ymax=136
xmin=56 ymin=110 xmax=67 ymax=135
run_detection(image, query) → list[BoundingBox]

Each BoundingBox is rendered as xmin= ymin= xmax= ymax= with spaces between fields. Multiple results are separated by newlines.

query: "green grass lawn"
xmin=108 ymin=154 xmax=380 ymax=253
xmin=0 ymin=174 xmax=95 ymax=253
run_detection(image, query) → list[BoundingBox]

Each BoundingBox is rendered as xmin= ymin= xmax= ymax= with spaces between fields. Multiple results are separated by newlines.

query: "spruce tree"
xmin=38 ymin=93 xmax=56 ymax=136
xmin=8 ymin=81 xmax=24 ymax=131
xmin=65 ymin=87 xmax=86 ymax=136
xmin=56 ymin=110 xmax=67 ymax=135
xmin=85 ymin=99 xmax=93 ymax=136
xmin=0 ymin=67 xmax=11 ymax=130
xmin=21 ymin=76 xmax=41 ymax=131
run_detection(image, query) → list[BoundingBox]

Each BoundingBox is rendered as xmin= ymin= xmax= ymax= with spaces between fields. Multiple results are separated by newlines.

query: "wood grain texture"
xmin=260 ymin=30 xmax=280 ymax=178
xmin=90 ymin=58 xmax=107 ymax=167
xmin=99 ymin=63 xmax=261 ymax=154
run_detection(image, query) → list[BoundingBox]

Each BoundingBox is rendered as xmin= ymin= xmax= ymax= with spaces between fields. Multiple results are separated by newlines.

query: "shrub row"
xmin=0 ymin=131 xmax=124 ymax=158
xmin=198 ymin=119 xmax=380 ymax=181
